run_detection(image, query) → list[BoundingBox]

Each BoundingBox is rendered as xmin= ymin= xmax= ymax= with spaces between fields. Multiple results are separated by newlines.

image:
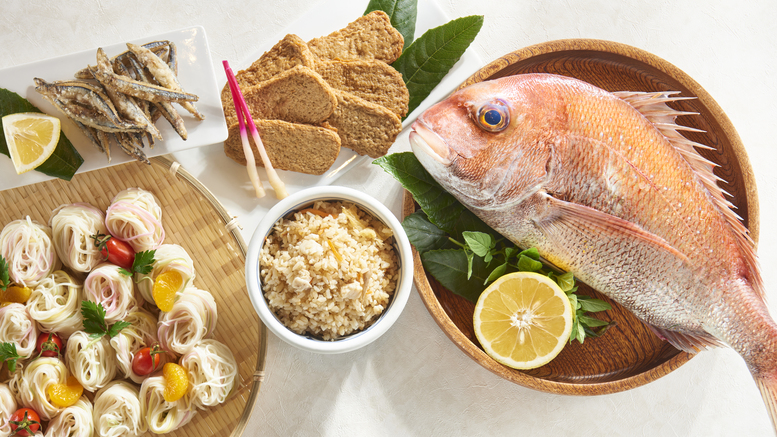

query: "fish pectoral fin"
xmin=536 ymin=194 xmax=689 ymax=264
xmin=645 ymin=324 xmax=724 ymax=353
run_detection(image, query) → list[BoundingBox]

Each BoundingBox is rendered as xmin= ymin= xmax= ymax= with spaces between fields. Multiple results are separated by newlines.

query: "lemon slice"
xmin=473 ymin=271 xmax=573 ymax=369
xmin=2 ymin=112 xmax=61 ymax=174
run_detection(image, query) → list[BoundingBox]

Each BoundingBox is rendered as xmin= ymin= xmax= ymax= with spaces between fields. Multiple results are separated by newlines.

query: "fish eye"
xmin=475 ymin=101 xmax=509 ymax=132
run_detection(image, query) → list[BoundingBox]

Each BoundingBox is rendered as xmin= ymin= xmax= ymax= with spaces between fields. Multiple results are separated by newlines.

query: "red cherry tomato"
xmin=132 ymin=345 xmax=163 ymax=376
xmin=35 ymin=332 xmax=63 ymax=357
xmin=91 ymin=233 xmax=135 ymax=270
xmin=9 ymin=408 xmax=40 ymax=436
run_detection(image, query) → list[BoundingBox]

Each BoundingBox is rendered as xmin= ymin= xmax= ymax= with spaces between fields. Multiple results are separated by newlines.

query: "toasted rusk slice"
xmin=325 ymin=90 xmax=402 ymax=158
xmin=223 ymin=119 xmax=341 ymax=175
xmin=307 ymin=11 xmax=404 ymax=64
xmin=223 ymin=65 xmax=337 ymax=127
xmin=315 ymin=59 xmax=408 ymax=118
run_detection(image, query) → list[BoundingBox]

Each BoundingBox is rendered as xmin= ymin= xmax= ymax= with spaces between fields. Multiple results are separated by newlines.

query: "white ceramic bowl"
xmin=245 ymin=186 xmax=413 ymax=354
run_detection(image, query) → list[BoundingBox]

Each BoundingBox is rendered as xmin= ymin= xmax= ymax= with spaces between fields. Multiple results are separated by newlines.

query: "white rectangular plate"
xmin=0 ymin=26 xmax=228 ymax=191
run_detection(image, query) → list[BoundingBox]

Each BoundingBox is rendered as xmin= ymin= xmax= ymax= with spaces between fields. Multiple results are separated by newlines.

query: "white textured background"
xmin=1 ymin=0 xmax=776 ymax=436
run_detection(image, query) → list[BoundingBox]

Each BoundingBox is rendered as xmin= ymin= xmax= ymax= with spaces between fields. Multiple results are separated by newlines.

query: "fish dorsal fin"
xmin=614 ymin=91 xmax=764 ymax=300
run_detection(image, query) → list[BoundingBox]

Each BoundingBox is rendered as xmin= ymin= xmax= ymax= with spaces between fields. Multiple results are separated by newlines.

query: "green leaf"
xmin=466 ymin=251 xmax=474 ymax=280
xmin=81 ymin=300 xmax=108 ymax=336
xmin=374 ymin=153 xmax=465 ymax=233
xmin=555 ymin=272 xmax=575 ymax=292
xmin=577 ymin=314 xmax=611 ymax=328
xmin=578 ymin=297 xmax=612 ymax=313
xmin=518 ymin=247 xmax=540 ymax=261
xmin=401 ymin=210 xmax=452 ymax=252
xmin=118 ymin=267 xmax=132 ymax=277
xmin=393 ymin=15 xmax=484 ymax=116
xmin=0 ymin=88 xmax=83 ymax=181
xmin=0 ymin=342 xmax=21 ymax=373
xmin=365 ymin=0 xmax=417 ymax=49
xmin=107 ymin=321 xmax=131 ymax=338
xmin=462 ymin=231 xmax=493 ymax=257
xmin=575 ymin=320 xmax=586 ymax=343
xmin=0 ymin=255 xmax=9 ymax=291
xmin=517 ymin=254 xmax=543 ymax=272
xmin=421 ymin=249 xmax=490 ymax=302
xmin=131 ymin=250 xmax=156 ymax=275
xmin=484 ymin=262 xmax=507 ymax=285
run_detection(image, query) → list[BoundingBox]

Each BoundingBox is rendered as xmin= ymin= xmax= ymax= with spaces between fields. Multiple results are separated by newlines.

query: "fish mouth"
xmin=409 ymin=121 xmax=451 ymax=165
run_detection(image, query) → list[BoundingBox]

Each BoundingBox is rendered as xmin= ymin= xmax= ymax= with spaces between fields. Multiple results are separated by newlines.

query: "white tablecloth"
xmin=2 ymin=0 xmax=776 ymax=435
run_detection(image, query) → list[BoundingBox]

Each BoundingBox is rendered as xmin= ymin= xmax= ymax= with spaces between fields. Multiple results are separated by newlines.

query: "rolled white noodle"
xmin=0 ymin=303 xmax=38 ymax=358
xmin=180 ymin=339 xmax=238 ymax=409
xmin=104 ymin=188 xmax=164 ymax=252
xmin=139 ymin=376 xmax=196 ymax=434
xmin=83 ymin=263 xmax=137 ymax=324
xmin=50 ymin=203 xmax=108 ymax=273
xmin=18 ymin=357 xmax=68 ymax=420
xmin=92 ymin=381 xmax=146 ymax=437
xmin=65 ymin=331 xmax=117 ymax=392
xmin=44 ymin=396 xmax=93 ymax=437
xmin=158 ymin=286 xmax=218 ymax=355
xmin=0 ymin=383 xmax=17 ymax=437
xmin=28 ymin=270 xmax=83 ymax=338
xmin=0 ymin=216 xmax=60 ymax=287
xmin=5 ymin=361 xmax=24 ymax=406
xmin=135 ymin=244 xmax=195 ymax=305
xmin=110 ymin=308 xmax=161 ymax=384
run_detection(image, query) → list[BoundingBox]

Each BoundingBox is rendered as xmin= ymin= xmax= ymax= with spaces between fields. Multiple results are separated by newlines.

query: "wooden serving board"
xmin=404 ymin=39 xmax=758 ymax=395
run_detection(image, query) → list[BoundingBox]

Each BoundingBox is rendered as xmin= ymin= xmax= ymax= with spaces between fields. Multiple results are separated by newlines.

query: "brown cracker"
xmin=325 ymin=90 xmax=402 ymax=158
xmin=307 ymin=11 xmax=404 ymax=64
xmin=223 ymin=119 xmax=341 ymax=176
xmin=315 ymin=59 xmax=408 ymax=118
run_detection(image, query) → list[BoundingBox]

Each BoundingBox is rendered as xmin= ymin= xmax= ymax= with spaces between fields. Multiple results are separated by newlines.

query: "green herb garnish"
xmin=81 ymin=301 xmax=131 ymax=340
xmin=375 ymin=152 xmax=614 ymax=343
xmin=0 ymin=255 xmax=10 ymax=292
xmin=0 ymin=342 xmax=22 ymax=373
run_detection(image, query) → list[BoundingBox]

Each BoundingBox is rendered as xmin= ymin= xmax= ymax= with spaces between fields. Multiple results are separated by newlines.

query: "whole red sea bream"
xmin=409 ymin=73 xmax=777 ymax=430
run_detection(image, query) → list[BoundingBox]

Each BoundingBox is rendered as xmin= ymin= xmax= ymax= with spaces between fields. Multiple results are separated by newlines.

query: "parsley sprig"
xmin=119 ymin=250 xmax=155 ymax=277
xmin=81 ymin=301 xmax=131 ymax=340
xmin=0 ymin=255 xmax=10 ymax=291
xmin=0 ymin=342 xmax=22 ymax=372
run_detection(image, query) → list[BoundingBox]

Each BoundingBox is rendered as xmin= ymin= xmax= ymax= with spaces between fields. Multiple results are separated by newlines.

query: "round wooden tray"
xmin=0 ymin=156 xmax=267 ymax=436
xmin=403 ymin=39 xmax=759 ymax=395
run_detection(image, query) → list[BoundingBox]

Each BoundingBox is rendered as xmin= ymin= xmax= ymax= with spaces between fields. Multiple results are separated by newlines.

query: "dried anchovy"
xmin=74 ymin=40 xmax=170 ymax=79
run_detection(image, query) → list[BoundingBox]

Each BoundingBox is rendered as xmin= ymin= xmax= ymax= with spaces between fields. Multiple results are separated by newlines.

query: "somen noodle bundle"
xmin=50 ymin=203 xmax=108 ymax=273
xmin=110 ymin=308 xmax=163 ymax=384
xmin=66 ymin=331 xmax=118 ymax=392
xmin=139 ymin=376 xmax=196 ymax=434
xmin=45 ymin=396 xmax=94 ymax=437
xmin=0 ymin=303 xmax=38 ymax=358
xmin=158 ymin=287 xmax=217 ymax=355
xmin=92 ymin=381 xmax=146 ymax=437
xmin=83 ymin=263 xmax=137 ymax=324
xmin=0 ymin=383 xmax=16 ymax=437
xmin=105 ymin=188 xmax=164 ymax=252
xmin=180 ymin=339 xmax=238 ymax=410
xmin=135 ymin=244 xmax=195 ymax=305
xmin=27 ymin=270 xmax=83 ymax=338
xmin=0 ymin=216 xmax=60 ymax=287
xmin=18 ymin=357 xmax=68 ymax=420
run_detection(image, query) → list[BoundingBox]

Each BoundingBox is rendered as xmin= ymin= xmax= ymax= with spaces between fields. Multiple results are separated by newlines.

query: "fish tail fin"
xmin=754 ymin=373 xmax=777 ymax=432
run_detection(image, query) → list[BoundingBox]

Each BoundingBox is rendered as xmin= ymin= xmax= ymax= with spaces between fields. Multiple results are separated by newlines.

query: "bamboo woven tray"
xmin=0 ymin=155 xmax=266 ymax=436
xmin=404 ymin=39 xmax=759 ymax=395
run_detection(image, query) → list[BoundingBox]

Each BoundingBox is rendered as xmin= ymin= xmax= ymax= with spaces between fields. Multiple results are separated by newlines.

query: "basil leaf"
xmin=0 ymin=88 xmax=83 ymax=180
xmin=401 ymin=210 xmax=452 ymax=252
xmin=365 ymin=0 xmax=417 ymax=49
xmin=555 ymin=272 xmax=575 ymax=292
xmin=517 ymin=254 xmax=543 ymax=272
xmin=577 ymin=314 xmax=611 ymax=328
xmin=462 ymin=231 xmax=493 ymax=257
xmin=393 ymin=15 xmax=484 ymax=116
xmin=374 ymin=152 xmax=465 ymax=232
xmin=578 ymin=297 xmax=612 ymax=313
xmin=518 ymin=247 xmax=540 ymax=261
xmin=484 ymin=262 xmax=507 ymax=285
xmin=421 ymin=249 xmax=490 ymax=302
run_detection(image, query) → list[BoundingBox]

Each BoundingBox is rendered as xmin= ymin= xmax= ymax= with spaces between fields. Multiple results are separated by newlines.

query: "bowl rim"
xmin=245 ymin=185 xmax=414 ymax=354
xmin=408 ymin=38 xmax=759 ymax=395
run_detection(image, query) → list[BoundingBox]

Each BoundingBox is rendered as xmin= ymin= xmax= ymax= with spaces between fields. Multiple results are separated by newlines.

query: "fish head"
xmin=410 ymin=75 xmax=556 ymax=209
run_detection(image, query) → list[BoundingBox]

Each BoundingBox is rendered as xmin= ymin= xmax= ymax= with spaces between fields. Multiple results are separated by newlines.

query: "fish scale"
xmin=409 ymin=73 xmax=777 ymax=432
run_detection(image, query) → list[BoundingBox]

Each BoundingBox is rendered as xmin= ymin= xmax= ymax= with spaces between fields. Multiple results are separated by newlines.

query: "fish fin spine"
xmin=755 ymin=375 xmax=777 ymax=433
xmin=646 ymin=324 xmax=723 ymax=352
xmin=614 ymin=90 xmax=764 ymax=301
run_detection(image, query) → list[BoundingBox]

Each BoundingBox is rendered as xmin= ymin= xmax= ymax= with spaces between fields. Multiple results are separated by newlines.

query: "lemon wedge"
xmin=473 ymin=271 xmax=573 ymax=369
xmin=2 ymin=112 xmax=61 ymax=174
